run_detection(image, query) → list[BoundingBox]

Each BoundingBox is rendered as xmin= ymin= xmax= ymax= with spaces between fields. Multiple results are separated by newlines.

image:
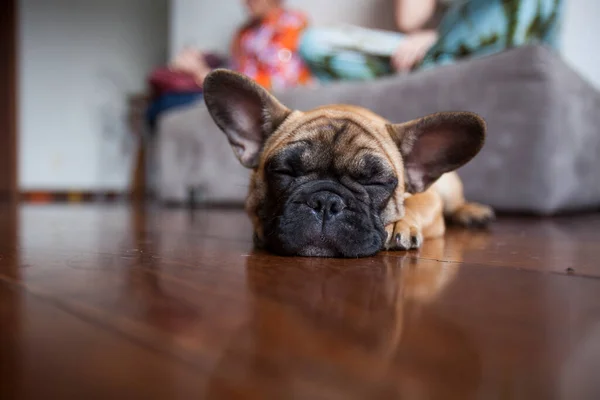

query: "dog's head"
xmin=204 ymin=70 xmax=485 ymax=257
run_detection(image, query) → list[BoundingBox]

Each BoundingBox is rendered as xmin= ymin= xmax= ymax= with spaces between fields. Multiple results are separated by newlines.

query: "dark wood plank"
xmin=0 ymin=282 xmax=204 ymax=400
xmin=406 ymin=215 xmax=600 ymax=277
xmin=1 ymin=205 xmax=600 ymax=399
xmin=0 ymin=0 xmax=17 ymax=201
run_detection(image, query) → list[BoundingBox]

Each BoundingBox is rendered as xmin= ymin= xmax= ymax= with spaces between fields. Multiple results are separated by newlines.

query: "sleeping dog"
xmin=204 ymin=70 xmax=494 ymax=257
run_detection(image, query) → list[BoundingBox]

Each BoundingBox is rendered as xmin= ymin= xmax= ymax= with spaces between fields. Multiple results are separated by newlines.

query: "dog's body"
xmin=204 ymin=70 xmax=493 ymax=257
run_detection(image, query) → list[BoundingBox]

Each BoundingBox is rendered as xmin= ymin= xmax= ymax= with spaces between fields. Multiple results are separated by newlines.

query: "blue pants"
xmin=299 ymin=26 xmax=405 ymax=82
xmin=420 ymin=0 xmax=563 ymax=70
xmin=146 ymin=92 xmax=203 ymax=130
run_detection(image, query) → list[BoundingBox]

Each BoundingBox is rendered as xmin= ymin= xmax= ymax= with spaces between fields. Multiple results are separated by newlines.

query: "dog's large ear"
xmin=203 ymin=69 xmax=292 ymax=168
xmin=387 ymin=112 xmax=486 ymax=193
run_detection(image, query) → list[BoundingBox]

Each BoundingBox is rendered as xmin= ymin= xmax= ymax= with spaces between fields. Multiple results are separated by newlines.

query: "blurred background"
xmin=1 ymin=0 xmax=598 ymax=211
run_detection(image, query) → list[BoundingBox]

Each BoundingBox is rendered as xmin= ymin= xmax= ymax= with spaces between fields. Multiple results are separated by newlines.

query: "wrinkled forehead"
xmin=262 ymin=115 xmax=399 ymax=173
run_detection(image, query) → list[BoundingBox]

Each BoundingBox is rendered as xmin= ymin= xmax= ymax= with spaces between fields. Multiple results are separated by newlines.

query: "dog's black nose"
xmin=307 ymin=191 xmax=346 ymax=219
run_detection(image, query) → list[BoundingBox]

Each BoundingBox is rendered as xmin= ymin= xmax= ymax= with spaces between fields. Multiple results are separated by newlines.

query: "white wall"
xmin=561 ymin=0 xmax=600 ymax=88
xmin=170 ymin=0 xmax=600 ymax=88
xmin=169 ymin=0 xmax=244 ymax=56
xmin=19 ymin=0 xmax=169 ymax=191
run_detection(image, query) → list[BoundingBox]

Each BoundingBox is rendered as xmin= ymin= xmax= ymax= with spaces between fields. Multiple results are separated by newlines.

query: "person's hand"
xmin=170 ymin=47 xmax=211 ymax=85
xmin=391 ymin=30 xmax=438 ymax=72
xmin=191 ymin=58 xmax=212 ymax=86
xmin=171 ymin=48 xmax=203 ymax=73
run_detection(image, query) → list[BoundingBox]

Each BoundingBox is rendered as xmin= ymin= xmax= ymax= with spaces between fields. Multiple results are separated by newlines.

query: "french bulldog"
xmin=203 ymin=69 xmax=494 ymax=257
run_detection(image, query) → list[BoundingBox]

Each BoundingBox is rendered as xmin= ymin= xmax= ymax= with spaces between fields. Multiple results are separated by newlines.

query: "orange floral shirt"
xmin=231 ymin=8 xmax=313 ymax=91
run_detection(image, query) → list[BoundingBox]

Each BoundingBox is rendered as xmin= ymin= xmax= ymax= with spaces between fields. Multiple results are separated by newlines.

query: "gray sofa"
xmin=154 ymin=46 xmax=600 ymax=214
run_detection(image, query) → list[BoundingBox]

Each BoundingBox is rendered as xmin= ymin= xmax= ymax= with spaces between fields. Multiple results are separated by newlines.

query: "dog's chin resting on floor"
xmin=203 ymin=69 xmax=494 ymax=258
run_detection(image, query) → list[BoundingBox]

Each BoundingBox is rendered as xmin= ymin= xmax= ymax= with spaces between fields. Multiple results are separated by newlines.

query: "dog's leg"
xmin=433 ymin=172 xmax=495 ymax=227
xmin=385 ymin=189 xmax=445 ymax=251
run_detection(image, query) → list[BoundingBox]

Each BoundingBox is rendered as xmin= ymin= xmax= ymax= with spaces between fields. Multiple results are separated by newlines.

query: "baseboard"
xmin=160 ymin=199 xmax=245 ymax=209
xmin=19 ymin=191 xmax=139 ymax=203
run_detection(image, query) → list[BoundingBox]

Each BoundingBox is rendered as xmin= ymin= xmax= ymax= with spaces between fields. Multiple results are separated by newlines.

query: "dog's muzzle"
xmin=264 ymin=180 xmax=386 ymax=257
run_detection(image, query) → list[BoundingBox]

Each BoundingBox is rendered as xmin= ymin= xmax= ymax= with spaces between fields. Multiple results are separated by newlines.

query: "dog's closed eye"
xmin=266 ymin=141 xmax=317 ymax=179
xmin=266 ymin=156 xmax=309 ymax=179
xmin=350 ymin=156 xmax=396 ymax=187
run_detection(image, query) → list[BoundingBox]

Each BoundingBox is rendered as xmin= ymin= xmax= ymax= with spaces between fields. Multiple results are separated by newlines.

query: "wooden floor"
xmin=1 ymin=204 xmax=600 ymax=399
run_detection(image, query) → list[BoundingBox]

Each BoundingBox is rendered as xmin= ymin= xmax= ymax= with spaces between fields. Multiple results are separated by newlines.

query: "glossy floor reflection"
xmin=1 ymin=205 xmax=600 ymax=399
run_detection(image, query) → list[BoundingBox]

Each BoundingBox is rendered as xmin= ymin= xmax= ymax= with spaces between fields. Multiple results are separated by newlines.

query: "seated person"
xmin=299 ymin=0 xmax=563 ymax=81
xmin=172 ymin=0 xmax=312 ymax=91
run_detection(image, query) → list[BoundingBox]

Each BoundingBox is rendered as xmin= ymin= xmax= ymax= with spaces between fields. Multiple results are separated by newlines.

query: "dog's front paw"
xmin=385 ymin=218 xmax=423 ymax=251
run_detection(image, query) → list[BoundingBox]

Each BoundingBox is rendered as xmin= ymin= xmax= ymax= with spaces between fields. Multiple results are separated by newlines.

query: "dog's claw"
xmin=386 ymin=219 xmax=422 ymax=251
xmin=410 ymin=233 xmax=423 ymax=248
xmin=393 ymin=233 xmax=410 ymax=250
